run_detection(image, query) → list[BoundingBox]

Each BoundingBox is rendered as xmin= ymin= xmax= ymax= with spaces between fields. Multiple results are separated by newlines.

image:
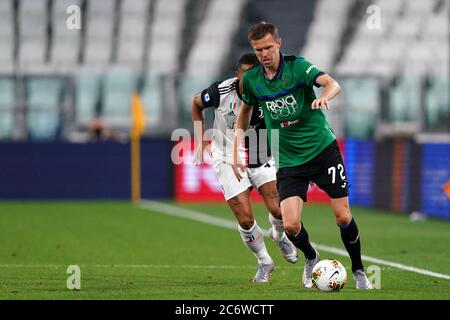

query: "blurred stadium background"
xmin=0 ymin=0 xmax=449 ymax=299
xmin=0 ymin=0 xmax=448 ymax=217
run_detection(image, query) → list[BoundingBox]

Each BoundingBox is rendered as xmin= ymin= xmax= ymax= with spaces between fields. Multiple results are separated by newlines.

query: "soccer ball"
xmin=311 ymin=259 xmax=347 ymax=292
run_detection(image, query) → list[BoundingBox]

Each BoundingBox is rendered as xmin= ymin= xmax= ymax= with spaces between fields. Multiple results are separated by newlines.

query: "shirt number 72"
xmin=328 ymin=164 xmax=345 ymax=184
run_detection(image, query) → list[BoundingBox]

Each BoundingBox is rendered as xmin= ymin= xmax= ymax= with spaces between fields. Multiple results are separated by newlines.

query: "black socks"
xmin=286 ymin=223 xmax=316 ymax=260
xmin=339 ymin=218 xmax=364 ymax=272
xmin=285 ymin=218 xmax=364 ymax=272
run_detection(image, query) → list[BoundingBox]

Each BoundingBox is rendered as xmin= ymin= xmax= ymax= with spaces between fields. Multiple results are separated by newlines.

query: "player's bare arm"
xmin=191 ymin=93 xmax=210 ymax=164
xmin=232 ymin=102 xmax=253 ymax=181
xmin=311 ymin=74 xmax=342 ymax=110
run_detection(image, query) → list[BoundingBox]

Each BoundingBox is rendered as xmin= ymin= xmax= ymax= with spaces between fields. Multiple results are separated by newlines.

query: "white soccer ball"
xmin=311 ymin=259 xmax=347 ymax=292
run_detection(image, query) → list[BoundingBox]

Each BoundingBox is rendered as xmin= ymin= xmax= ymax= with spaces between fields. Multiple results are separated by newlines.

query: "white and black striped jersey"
xmin=201 ymin=77 xmax=270 ymax=167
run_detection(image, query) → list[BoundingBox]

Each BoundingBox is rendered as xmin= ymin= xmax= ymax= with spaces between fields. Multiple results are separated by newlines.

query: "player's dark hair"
xmin=248 ymin=21 xmax=280 ymax=41
xmin=238 ymin=53 xmax=259 ymax=68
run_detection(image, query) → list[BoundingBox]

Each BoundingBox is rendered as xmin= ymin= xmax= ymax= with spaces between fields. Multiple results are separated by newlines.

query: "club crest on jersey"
xmin=265 ymin=94 xmax=298 ymax=120
xmin=258 ymin=106 xmax=264 ymax=119
xmin=224 ymin=111 xmax=237 ymax=129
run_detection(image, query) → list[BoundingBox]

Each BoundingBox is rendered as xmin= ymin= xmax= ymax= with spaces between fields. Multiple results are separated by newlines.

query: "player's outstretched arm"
xmin=191 ymin=93 xmax=210 ymax=165
xmin=231 ymin=102 xmax=253 ymax=181
xmin=311 ymin=74 xmax=342 ymax=110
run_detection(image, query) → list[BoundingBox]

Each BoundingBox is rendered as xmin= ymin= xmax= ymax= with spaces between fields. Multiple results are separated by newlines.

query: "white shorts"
xmin=213 ymin=159 xmax=276 ymax=201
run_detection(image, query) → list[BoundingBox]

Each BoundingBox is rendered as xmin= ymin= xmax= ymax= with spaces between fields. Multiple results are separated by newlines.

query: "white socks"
xmin=269 ymin=214 xmax=285 ymax=242
xmin=238 ymin=221 xmax=272 ymax=265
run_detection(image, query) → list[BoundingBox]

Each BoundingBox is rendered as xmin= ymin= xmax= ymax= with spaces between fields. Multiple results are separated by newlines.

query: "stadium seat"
xmin=87 ymin=0 xmax=115 ymax=16
xmin=119 ymin=16 xmax=147 ymax=38
xmin=178 ymin=74 xmax=215 ymax=122
xmin=0 ymin=111 xmax=14 ymax=139
xmin=304 ymin=0 xmax=351 ymax=48
xmin=27 ymin=110 xmax=60 ymax=140
xmin=18 ymin=37 xmax=47 ymax=72
xmin=0 ymin=13 xmax=13 ymax=37
xmin=424 ymin=74 xmax=449 ymax=129
xmin=0 ymin=35 xmax=14 ymax=73
xmin=333 ymin=0 xmax=449 ymax=82
xmin=147 ymin=0 xmax=186 ymax=74
xmin=0 ymin=1 xmax=14 ymax=71
xmin=185 ymin=0 xmax=245 ymax=76
xmin=251 ymin=0 xmax=315 ymax=56
xmin=50 ymin=0 xmax=81 ymax=71
xmin=51 ymin=36 xmax=80 ymax=71
xmin=117 ymin=38 xmax=145 ymax=66
xmin=0 ymin=0 xmax=12 ymax=12
xmin=84 ymin=39 xmax=112 ymax=68
xmin=75 ymin=73 xmax=102 ymax=126
xmin=84 ymin=1 xmax=115 ymax=67
xmin=116 ymin=1 xmax=149 ymax=67
xmin=0 ymin=78 xmax=15 ymax=139
xmin=0 ymin=78 xmax=14 ymax=108
xmin=18 ymin=0 xmax=47 ymax=29
xmin=341 ymin=78 xmax=379 ymax=139
xmin=0 ymin=0 xmax=447 ymax=139
xmin=18 ymin=0 xmax=48 ymax=72
xmin=388 ymin=76 xmax=421 ymax=122
xmin=121 ymin=0 xmax=150 ymax=14
xmin=26 ymin=78 xmax=62 ymax=107
xmin=141 ymin=74 xmax=163 ymax=127
xmin=102 ymin=71 xmax=138 ymax=126
xmin=25 ymin=78 xmax=63 ymax=140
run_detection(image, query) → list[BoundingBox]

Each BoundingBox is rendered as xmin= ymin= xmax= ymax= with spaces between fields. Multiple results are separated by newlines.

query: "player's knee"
xmin=334 ymin=208 xmax=352 ymax=225
xmin=284 ymin=221 xmax=301 ymax=236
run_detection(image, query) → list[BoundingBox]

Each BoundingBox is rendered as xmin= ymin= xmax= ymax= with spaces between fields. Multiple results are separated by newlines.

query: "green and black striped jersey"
xmin=241 ymin=54 xmax=336 ymax=169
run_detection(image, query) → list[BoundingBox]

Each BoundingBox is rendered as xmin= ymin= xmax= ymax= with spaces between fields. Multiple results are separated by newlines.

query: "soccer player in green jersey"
xmin=232 ymin=22 xmax=373 ymax=289
xmin=191 ymin=53 xmax=297 ymax=283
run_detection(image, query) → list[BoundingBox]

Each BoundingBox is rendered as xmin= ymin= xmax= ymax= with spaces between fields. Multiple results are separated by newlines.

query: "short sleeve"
xmin=298 ymin=57 xmax=325 ymax=88
xmin=241 ymin=71 xmax=258 ymax=106
xmin=200 ymin=81 xmax=221 ymax=108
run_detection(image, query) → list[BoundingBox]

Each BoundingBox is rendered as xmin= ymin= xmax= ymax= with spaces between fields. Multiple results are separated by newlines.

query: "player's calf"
xmin=338 ymin=217 xmax=364 ymax=272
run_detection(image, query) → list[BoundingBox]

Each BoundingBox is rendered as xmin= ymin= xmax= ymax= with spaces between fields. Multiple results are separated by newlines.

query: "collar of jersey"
xmin=260 ymin=52 xmax=285 ymax=81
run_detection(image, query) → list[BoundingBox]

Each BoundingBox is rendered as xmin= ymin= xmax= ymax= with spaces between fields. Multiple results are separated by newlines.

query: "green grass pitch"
xmin=0 ymin=201 xmax=449 ymax=300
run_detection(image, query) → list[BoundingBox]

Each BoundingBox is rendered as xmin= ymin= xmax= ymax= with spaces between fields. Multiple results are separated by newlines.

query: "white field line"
xmin=139 ymin=200 xmax=450 ymax=281
xmin=0 ymin=264 xmax=262 ymax=269
xmin=0 ymin=264 xmax=417 ymax=271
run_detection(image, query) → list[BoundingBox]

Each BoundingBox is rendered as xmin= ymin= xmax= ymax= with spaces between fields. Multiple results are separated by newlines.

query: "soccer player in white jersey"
xmin=191 ymin=53 xmax=297 ymax=282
